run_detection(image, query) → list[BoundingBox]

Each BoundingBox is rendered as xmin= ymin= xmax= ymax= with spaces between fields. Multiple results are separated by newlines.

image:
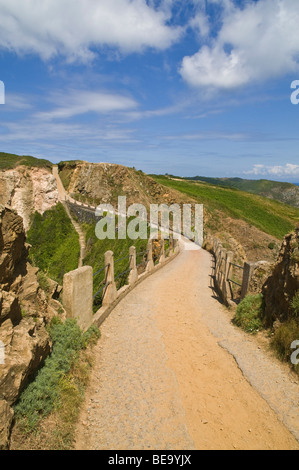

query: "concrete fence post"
xmin=169 ymin=233 xmax=174 ymax=255
xmin=146 ymin=239 xmax=154 ymax=273
xmin=63 ymin=266 xmax=93 ymax=331
xmin=241 ymin=262 xmax=256 ymax=300
xmin=173 ymin=237 xmax=180 ymax=254
xmin=159 ymin=238 xmax=165 ymax=263
xmin=128 ymin=246 xmax=138 ymax=285
xmin=102 ymin=250 xmax=117 ymax=306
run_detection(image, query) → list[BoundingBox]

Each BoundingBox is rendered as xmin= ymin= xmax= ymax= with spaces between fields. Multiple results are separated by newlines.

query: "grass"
xmin=27 ymin=203 xmax=80 ymax=285
xmin=151 ymin=175 xmax=299 ymax=240
xmin=0 ymin=152 xmax=52 ymax=170
xmin=271 ymin=319 xmax=299 ymax=376
xmin=181 ymin=176 xmax=299 ymax=207
xmin=233 ymin=294 xmax=264 ymax=334
xmin=83 ymin=217 xmax=148 ymax=310
xmin=12 ymin=318 xmax=101 ymax=449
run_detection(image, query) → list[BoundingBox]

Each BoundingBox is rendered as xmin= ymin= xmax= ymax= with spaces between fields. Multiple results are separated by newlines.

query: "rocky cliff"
xmin=58 ymin=161 xmax=193 ymax=209
xmin=263 ymin=228 xmax=299 ymax=326
xmin=0 ymin=206 xmax=64 ymax=449
xmin=0 ymin=166 xmax=59 ymax=231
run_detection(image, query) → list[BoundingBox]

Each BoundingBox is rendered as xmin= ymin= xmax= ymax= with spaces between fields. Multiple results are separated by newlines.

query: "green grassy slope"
xmin=83 ymin=218 xmax=148 ymax=309
xmin=182 ymin=176 xmax=299 ymax=208
xmin=27 ymin=203 xmax=80 ymax=284
xmin=0 ymin=152 xmax=52 ymax=170
xmin=151 ymin=175 xmax=299 ymax=240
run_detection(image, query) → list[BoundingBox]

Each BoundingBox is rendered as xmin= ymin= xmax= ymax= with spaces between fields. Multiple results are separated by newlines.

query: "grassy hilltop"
xmin=0 ymin=152 xmax=52 ymax=170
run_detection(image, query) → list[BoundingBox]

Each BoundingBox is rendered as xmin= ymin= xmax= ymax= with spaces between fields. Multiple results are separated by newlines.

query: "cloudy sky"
xmin=0 ymin=0 xmax=299 ymax=181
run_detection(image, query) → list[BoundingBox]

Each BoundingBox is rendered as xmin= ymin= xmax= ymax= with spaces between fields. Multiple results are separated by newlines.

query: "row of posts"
xmin=63 ymin=236 xmax=180 ymax=330
xmin=103 ymin=236 xmax=178 ymax=306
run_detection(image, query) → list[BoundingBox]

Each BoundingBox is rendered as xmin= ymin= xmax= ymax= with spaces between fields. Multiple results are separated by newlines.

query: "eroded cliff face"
xmin=0 ymin=166 xmax=59 ymax=231
xmin=263 ymin=228 xmax=299 ymax=326
xmin=59 ymin=161 xmax=193 ymax=209
xmin=0 ymin=206 xmax=64 ymax=449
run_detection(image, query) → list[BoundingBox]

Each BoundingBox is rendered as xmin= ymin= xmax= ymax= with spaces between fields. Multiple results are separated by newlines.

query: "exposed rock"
xmin=0 ymin=318 xmax=51 ymax=406
xmin=59 ymin=161 xmax=194 ymax=210
xmin=263 ymin=228 xmax=299 ymax=326
xmin=248 ymin=261 xmax=274 ymax=296
xmin=0 ymin=400 xmax=14 ymax=450
xmin=0 ymin=206 xmax=28 ymax=287
xmin=0 ymin=291 xmax=21 ymax=327
xmin=0 ymin=166 xmax=59 ymax=231
xmin=0 ymin=206 xmax=60 ymax=449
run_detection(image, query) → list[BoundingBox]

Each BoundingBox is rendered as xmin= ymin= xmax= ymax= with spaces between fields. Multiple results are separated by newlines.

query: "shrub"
xmin=14 ymin=319 xmax=100 ymax=430
xmin=271 ymin=319 xmax=299 ymax=375
xmin=233 ymin=294 xmax=264 ymax=334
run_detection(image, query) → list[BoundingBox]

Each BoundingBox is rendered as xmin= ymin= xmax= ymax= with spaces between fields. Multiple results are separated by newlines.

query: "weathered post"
xmin=169 ymin=233 xmax=174 ymax=255
xmin=128 ymin=246 xmax=138 ymax=285
xmin=63 ymin=266 xmax=93 ymax=331
xmin=146 ymin=239 xmax=154 ymax=273
xmin=102 ymin=251 xmax=117 ymax=306
xmin=159 ymin=237 xmax=165 ymax=263
xmin=241 ymin=262 xmax=256 ymax=300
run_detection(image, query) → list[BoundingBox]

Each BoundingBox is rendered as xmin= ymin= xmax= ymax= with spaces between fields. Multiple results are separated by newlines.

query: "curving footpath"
xmin=75 ymin=243 xmax=299 ymax=450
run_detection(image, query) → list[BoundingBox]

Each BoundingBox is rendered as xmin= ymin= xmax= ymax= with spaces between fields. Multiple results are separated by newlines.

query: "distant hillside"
xmin=152 ymin=175 xmax=299 ymax=240
xmin=0 ymin=152 xmax=52 ymax=170
xmin=181 ymin=176 xmax=299 ymax=209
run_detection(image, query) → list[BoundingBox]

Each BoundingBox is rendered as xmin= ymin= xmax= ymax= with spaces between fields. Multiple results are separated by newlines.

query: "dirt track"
xmin=75 ymin=247 xmax=299 ymax=450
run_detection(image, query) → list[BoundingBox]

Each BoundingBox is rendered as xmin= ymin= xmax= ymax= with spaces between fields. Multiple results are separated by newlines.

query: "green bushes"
xmin=27 ymin=203 xmax=80 ymax=284
xmin=233 ymin=294 xmax=264 ymax=334
xmin=271 ymin=320 xmax=299 ymax=375
xmin=14 ymin=318 xmax=101 ymax=431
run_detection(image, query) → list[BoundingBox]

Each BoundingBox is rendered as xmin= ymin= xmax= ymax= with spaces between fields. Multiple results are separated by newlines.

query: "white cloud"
xmin=35 ymin=90 xmax=138 ymax=120
xmin=180 ymin=0 xmax=299 ymax=90
xmin=0 ymin=0 xmax=182 ymax=61
xmin=246 ymin=163 xmax=299 ymax=177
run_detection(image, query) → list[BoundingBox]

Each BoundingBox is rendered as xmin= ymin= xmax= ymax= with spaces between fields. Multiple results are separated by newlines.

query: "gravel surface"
xmin=75 ymin=246 xmax=299 ymax=450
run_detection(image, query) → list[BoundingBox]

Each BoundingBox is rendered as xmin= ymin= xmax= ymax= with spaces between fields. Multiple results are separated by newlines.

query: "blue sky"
xmin=0 ymin=0 xmax=299 ymax=182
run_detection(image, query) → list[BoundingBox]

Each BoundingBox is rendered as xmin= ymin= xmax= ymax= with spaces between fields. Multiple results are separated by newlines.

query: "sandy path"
xmin=75 ymin=248 xmax=299 ymax=450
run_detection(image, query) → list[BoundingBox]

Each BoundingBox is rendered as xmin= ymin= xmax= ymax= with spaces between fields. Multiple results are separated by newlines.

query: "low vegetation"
xmin=27 ymin=203 xmax=80 ymax=284
xmin=233 ymin=291 xmax=299 ymax=376
xmin=233 ymin=294 xmax=264 ymax=334
xmin=11 ymin=318 xmax=100 ymax=450
xmin=0 ymin=152 xmax=52 ymax=170
xmin=271 ymin=320 xmax=299 ymax=375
